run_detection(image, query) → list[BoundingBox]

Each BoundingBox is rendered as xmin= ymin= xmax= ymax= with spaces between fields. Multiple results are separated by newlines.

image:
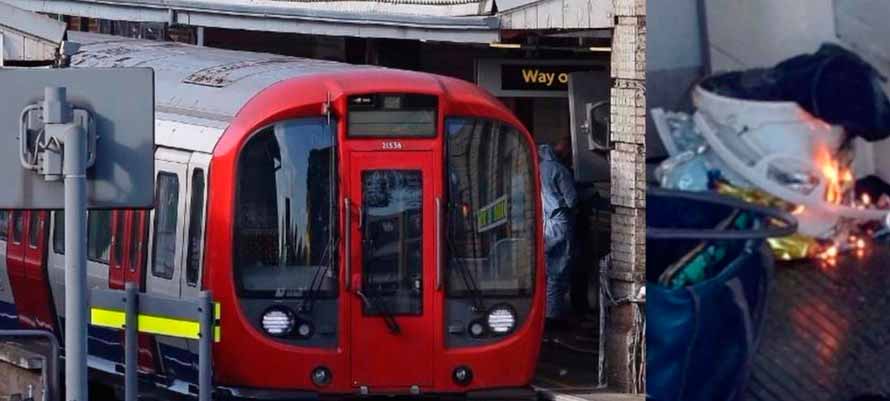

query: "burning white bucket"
xmin=693 ymin=77 xmax=846 ymax=167
xmin=690 ymin=73 xmax=887 ymax=237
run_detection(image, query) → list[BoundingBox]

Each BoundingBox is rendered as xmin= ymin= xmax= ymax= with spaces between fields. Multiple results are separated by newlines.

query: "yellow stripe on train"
xmin=90 ymin=308 xmax=221 ymax=342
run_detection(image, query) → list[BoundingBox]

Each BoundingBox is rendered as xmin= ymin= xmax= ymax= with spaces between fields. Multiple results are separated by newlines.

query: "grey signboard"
xmin=0 ymin=68 xmax=155 ymax=209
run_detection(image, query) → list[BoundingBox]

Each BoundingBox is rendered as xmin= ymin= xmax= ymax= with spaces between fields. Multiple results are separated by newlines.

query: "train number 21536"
xmin=382 ymin=141 xmax=403 ymax=150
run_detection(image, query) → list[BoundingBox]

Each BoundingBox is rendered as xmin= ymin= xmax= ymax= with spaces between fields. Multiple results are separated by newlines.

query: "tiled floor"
xmin=747 ymin=246 xmax=890 ymax=401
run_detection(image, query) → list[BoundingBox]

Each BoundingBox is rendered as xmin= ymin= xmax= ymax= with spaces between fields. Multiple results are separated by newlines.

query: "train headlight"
xmin=486 ymin=305 xmax=516 ymax=335
xmin=261 ymin=307 xmax=295 ymax=337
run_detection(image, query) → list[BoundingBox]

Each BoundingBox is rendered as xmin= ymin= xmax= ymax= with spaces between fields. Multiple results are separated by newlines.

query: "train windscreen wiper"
xmin=356 ymin=289 xmax=401 ymax=334
xmin=445 ymin=207 xmax=485 ymax=312
xmin=300 ymin=136 xmax=336 ymax=313
xmin=300 ymin=128 xmax=338 ymax=313
xmin=299 ymin=240 xmax=334 ymax=313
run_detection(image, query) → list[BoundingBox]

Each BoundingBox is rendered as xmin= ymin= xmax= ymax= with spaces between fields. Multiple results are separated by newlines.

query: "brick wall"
xmin=606 ymin=0 xmax=646 ymax=393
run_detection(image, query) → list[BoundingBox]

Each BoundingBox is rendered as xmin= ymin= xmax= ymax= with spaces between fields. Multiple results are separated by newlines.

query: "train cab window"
xmin=88 ymin=211 xmax=112 ymax=263
xmin=235 ymin=118 xmax=337 ymax=298
xmin=152 ymin=173 xmax=180 ymax=280
xmin=445 ymin=118 xmax=536 ymax=297
xmin=361 ymin=170 xmax=423 ymax=315
xmin=11 ymin=212 xmax=23 ymax=244
xmin=0 ymin=211 xmax=9 ymax=241
xmin=53 ymin=212 xmax=63 ymax=254
xmin=186 ymin=169 xmax=206 ymax=287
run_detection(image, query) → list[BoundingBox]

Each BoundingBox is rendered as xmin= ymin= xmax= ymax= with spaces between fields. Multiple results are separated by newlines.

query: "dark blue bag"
xmin=646 ymin=189 xmax=796 ymax=401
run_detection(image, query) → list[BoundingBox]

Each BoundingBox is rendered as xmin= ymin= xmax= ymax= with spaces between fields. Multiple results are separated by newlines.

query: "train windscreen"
xmin=444 ymin=118 xmax=536 ymax=297
xmin=234 ymin=118 xmax=338 ymax=299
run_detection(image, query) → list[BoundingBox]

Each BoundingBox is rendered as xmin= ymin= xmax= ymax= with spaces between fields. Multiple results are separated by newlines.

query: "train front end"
xmin=206 ymin=70 xmax=545 ymax=399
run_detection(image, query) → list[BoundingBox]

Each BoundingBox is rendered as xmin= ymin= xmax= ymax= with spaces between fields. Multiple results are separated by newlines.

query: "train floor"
xmin=746 ymin=245 xmax=890 ymax=401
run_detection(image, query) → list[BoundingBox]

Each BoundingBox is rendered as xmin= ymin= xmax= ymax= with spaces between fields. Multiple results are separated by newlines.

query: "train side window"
xmin=128 ymin=212 xmax=147 ymax=273
xmin=53 ymin=212 xmax=63 ymax=254
xmin=0 ymin=211 xmax=9 ymax=241
xmin=111 ymin=212 xmax=125 ymax=267
xmin=28 ymin=214 xmax=41 ymax=248
xmin=11 ymin=212 xmax=24 ymax=244
xmin=186 ymin=169 xmax=206 ymax=287
xmin=87 ymin=211 xmax=113 ymax=263
xmin=152 ymin=172 xmax=180 ymax=280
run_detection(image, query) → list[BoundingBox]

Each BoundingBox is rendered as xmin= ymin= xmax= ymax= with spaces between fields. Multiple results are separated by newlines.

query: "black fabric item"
xmin=701 ymin=44 xmax=890 ymax=141
xmin=855 ymin=175 xmax=890 ymax=200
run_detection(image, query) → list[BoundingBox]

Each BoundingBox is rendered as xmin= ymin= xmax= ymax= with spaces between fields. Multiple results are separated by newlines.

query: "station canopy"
xmin=3 ymin=0 xmax=613 ymax=44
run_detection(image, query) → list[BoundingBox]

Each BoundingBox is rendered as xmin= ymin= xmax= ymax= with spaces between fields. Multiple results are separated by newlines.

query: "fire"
xmin=816 ymin=235 xmax=869 ymax=265
xmin=814 ymin=146 xmax=851 ymax=205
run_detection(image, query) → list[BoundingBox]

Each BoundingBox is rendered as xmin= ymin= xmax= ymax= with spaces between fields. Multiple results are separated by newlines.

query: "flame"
xmin=814 ymin=145 xmax=849 ymax=205
xmin=862 ymin=193 xmax=872 ymax=206
xmin=817 ymin=244 xmax=839 ymax=261
xmin=791 ymin=205 xmax=806 ymax=215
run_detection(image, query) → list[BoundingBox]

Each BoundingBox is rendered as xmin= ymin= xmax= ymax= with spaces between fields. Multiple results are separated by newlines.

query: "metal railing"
xmin=91 ymin=283 xmax=217 ymax=401
xmin=0 ymin=329 xmax=60 ymax=401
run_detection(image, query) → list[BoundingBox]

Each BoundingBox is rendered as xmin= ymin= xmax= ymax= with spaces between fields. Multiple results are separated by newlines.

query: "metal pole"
xmin=198 ymin=291 xmax=212 ymax=401
xmin=124 ymin=283 xmax=138 ymax=401
xmin=58 ymin=85 xmax=88 ymax=401
xmin=196 ymin=26 xmax=205 ymax=47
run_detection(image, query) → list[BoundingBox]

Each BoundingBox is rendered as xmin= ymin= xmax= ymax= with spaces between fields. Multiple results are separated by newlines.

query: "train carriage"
xmin=0 ymin=31 xmax=545 ymax=399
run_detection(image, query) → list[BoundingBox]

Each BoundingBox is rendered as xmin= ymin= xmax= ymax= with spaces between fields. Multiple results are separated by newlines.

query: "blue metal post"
xmin=124 ymin=283 xmax=138 ymax=401
xmin=54 ymin=86 xmax=88 ymax=401
xmin=199 ymin=291 xmax=213 ymax=401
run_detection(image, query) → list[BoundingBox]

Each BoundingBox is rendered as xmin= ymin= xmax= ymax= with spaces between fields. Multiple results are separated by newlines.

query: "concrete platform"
xmin=0 ymin=342 xmax=46 ymax=401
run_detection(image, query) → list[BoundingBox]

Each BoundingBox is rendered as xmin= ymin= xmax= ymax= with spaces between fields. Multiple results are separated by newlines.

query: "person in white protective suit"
xmin=539 ymin=140 xmax=578 ymax=325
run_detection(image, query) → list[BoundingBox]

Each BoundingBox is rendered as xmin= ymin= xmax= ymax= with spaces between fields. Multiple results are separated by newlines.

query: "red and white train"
xmin=1 ymin=32 xmax=545 ymax=399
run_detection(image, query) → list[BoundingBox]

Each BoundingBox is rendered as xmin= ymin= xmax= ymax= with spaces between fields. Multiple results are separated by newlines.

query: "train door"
xmin=109 ymin=209 xmax=157 ymax=373
xmin=6 ymin=212 xmax=28 ymax=327
xmin=181 ymin=153 xmax=209 ymax=361
xmin=108 ymin=211 xmax=127 ymax=290
xmin=24 ymin=211 xmax=56 ymax=333
xmin=146 ymin=152 xmax=188 ymax=298
xmin=8 ymin=211 xmax=57 ymax=333
xmin=146 ymin=149 xmax=190 ymax=379
xmin=108 ymin=210 xmax=149 ymax=292
xmin=346 ymin=151 xmax=438 ymax=389
xmin=0 ymin=211 xmax=16 ymax=329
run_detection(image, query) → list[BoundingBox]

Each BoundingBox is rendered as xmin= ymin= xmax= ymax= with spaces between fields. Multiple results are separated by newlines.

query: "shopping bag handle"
xmin=646 ymin=187 xmax=798 ymax=240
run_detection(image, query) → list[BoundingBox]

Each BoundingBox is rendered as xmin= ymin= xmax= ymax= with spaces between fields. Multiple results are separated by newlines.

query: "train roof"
xmin=69 ymin=32 xmax=371 ymax=122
